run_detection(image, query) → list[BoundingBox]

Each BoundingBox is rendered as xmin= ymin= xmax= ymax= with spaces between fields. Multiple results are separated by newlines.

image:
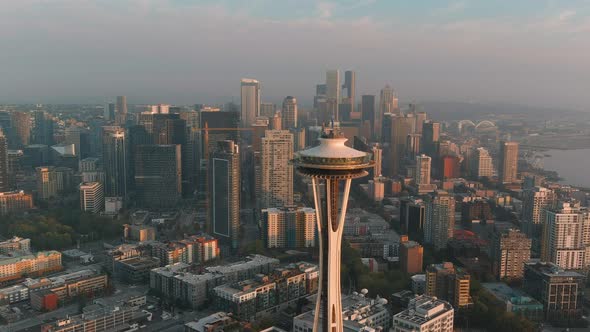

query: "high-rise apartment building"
xmin=392 ymin=295 xmax=454 ymax=332
xmin=499 ymin=141 xmax=519 ymax=183
xmin=425 ymin=191 xmax=456 ymax=250
xmin=524 ymin=261 xmax=584 ymax=321
xmin=11 ymin=112 xmax=31 ymax=147
xmin=209 ymin=140 xmax=240 ymax=249
xmin=79 ymin=182 xmax=104 ymax=213
xmin=426 ymin=262 xmax=471 ymax=309
xmin=415 ymin=154 xmax=431 ymax=186
xmin=260 ymin=130 xmax=293 ymax=209
xmin=522 ymin=186 xmax=557 ymax=249
xmin=261 ymin=207 xmax=316 ymax=248
xmin=399 ymin=235 xmax=424 ymax=275
xmin=102 ymin=127 xmax=128 ymax=198
xmin=492 ymin=229 xmax=531 ymax=280
xmin=281 ymin=96 xmax=298 ymax=129
xmin=471 ymin=147 xmax=493 ymax=178
xmin=540 ymin=202 xmax=590 ymax=270
xmin=0 ymin=130 xmax=8 ymax=192
xmin=134 ymin=145 xmax=182 ymax=208
xmin=240 ymin=79 xmax=261 ymax=127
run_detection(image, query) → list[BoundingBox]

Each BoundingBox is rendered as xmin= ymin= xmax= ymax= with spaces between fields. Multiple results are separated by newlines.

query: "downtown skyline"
xmin=1 ymin=0 xmax=589 ymax=110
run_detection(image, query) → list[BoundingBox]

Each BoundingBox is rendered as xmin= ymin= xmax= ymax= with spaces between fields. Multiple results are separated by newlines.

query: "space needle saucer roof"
xmin=292 ymin=130 xmax=374 ymax=173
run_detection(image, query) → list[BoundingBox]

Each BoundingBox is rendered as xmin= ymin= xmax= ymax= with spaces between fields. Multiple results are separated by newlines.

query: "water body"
xmin=542 ymin=149 xmax=590 ymax=188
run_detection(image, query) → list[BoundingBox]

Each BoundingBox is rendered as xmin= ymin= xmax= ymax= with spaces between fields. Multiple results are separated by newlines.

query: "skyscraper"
xmin=406 ymin=133 xmax=422 ymax=159
xmin=65 ymin=126 xmax=90 ymax=160
xmin=134 ymin=145 xmax=182 ymax=208
xmin=377 ymin=85 xmax=395 ymax=138
xmin=326 ymin=70 xmax=340 ymax=103
xmin=422 ymin=121 xmax=440 ymax=157
xmin=379 ymin=85 xmax=395 ymax=115
xmin=102 ymin=126 xmax=128 ymax=198
xmin=416 ymin=154 xmax=431 ymax=186
xmin=342 ymin=70 xmax=355 ymax=104
xmin=499 ymin=141 xmax=519 ymax=183
xmin=292 ymin=129 xmax=373 ymax=332
xmin=31 ymin=110 xmax=53 ymax=145
xmin=240 ymin=79 xmax=260 ymax=127
xmin=326 ymin=70 xmax=340 ymax=121
xmin=361 ymin=95 xmax=376 ymax=136
xmin=492 ymin=229 xmax=531 ymax=281
xmin=425 ymin=191 xmax=456 ymax=250
xmin=313 ymin=84 xmax=327 ymax=111
xmin=116 ymin=96 xmax=127 ymax=125
xmin=209 ymin=140 xmax=240 ymax=249
xmin=260 ymin=102 xmax=276 ymax=118
xmin=281 ymin=96 xmax=298 ymax=129
xmin=0 ymin=130 xmax=8 ymax=192
xmin=105 ymin=103 xmax=116 ymax=121
xmin=260 ymin=130 xmax=293 ymax=209
xmin=388 ymin=114 xmax=413 ymax=176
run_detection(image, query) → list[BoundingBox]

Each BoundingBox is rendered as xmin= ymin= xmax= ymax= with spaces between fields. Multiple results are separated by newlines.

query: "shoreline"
xmin=523 ymin=148 xmax=590 ymax=192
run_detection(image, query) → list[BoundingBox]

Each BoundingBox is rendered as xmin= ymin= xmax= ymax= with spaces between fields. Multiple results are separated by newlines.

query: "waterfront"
xmin=542 ymin=149 xmax=590 ymax=188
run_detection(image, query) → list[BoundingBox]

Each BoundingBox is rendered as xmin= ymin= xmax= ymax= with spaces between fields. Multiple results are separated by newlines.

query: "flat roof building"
xmin=392 ymin=295 xmax=454 ymax=332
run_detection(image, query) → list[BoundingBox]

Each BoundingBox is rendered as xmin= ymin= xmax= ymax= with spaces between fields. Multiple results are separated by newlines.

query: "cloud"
xmin=316 ymin=2 xmax=336 ymax=19
xmin=558 ymin=9 xmax=577 ymax=22
xmin=431 ymin=1 xmax=467 ymax=16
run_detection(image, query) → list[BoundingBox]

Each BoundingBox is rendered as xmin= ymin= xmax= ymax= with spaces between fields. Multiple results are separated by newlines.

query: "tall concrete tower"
xmin=293 ymin=128 xmax=373 ymax=332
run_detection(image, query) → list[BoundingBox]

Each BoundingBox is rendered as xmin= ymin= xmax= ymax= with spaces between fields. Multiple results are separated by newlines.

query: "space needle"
xmin=292 ymin=128 xmax=374 ymax=332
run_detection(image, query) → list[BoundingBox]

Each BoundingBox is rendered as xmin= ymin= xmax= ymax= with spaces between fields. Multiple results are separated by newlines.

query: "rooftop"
xmin=482 ymin=283 xmax=542 ymax=307
xmin=294 ymin=136 xmax=373 ymax=172
xmin=393 ymin=295 xmax=453 ymax=325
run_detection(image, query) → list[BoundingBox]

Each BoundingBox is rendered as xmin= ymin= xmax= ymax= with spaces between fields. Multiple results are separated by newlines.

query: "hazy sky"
xmin=1 ymin=0 xmax=589 ymax=109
